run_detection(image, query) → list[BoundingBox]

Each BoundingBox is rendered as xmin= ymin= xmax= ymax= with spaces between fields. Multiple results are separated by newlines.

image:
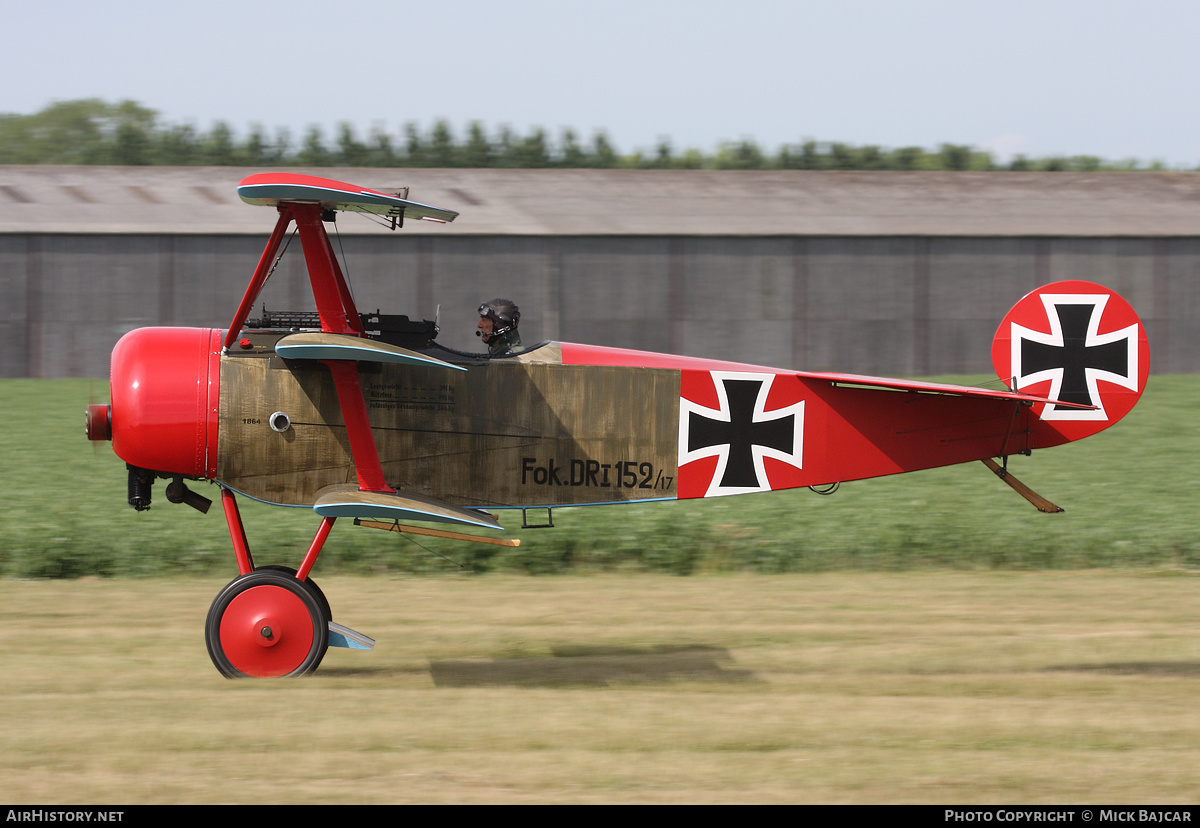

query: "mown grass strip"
xmin=2 ymin=573 xmax=1199 ymax=803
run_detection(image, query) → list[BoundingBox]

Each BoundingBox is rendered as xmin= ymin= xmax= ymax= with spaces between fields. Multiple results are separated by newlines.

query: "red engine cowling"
xmin=104 ymin=327 xmax=222 ymax=478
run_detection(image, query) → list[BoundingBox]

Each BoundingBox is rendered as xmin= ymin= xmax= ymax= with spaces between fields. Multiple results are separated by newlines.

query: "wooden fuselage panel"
xmin=217 ymin=336 xmax=681 ymax=509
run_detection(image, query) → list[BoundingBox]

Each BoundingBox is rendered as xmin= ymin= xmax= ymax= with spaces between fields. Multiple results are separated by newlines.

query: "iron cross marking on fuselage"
xmin=687 ymin=378 xmax=795 ymax=489
xmin=1019 ymin=303 xmax=1130 ymax=406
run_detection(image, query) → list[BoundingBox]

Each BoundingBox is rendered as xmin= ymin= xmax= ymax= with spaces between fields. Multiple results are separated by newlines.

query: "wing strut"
xmin=279 ymin=203 xmax=392 ymax=492
xmin=293 ymin=205 xmax=364 ymax=336
xmin=224 ymin=207 xmax=294 ymax=350
xmin=225 ymin=203 xmax=369 ymax=346
xmin=229 ymin=194 xmax=461 ymax=501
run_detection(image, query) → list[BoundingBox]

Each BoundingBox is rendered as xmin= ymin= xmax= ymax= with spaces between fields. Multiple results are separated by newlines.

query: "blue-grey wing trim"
xmin=313 ymin=485 xmax=502 ymax=529
xmin=275 ymin=332 xmax=466 ymax=370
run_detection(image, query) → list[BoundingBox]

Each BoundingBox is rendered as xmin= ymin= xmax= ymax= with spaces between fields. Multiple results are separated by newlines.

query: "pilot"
xmin=476 ymin=298 xmax=524 ymax=356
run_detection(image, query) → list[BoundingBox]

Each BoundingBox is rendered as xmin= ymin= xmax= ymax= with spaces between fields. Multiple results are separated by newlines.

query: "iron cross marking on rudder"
xmin=681 ymin=373 xmax=804 ymax=493
xmin=1011 ymin=294 xmax=1139 ymax=420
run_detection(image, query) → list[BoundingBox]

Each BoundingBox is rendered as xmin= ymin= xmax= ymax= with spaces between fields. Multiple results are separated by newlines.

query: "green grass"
xmin=2 ymin=376 xmax=1196 ymax=577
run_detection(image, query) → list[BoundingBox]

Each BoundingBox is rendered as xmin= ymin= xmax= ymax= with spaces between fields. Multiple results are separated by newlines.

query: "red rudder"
xmin=991 ymin=280 xmax=1149 ymax=447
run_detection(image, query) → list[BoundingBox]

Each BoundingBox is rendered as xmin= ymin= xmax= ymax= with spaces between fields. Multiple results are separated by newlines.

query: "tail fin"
xmin=991 ymin=280 xmax=1149 ymax=448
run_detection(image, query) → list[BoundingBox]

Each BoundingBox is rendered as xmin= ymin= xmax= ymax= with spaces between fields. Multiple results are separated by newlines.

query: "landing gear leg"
xmin=205 ymin=490 xmax=338 ymax=678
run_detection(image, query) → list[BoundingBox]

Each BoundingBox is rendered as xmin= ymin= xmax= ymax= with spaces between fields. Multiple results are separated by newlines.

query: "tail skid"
xmin=981 ymin=458 xmax=1064 ymax=513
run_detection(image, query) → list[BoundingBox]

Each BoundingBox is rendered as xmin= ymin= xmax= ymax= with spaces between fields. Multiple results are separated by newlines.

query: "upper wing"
xmin=237 ymin=173 xmax=459 ymax=223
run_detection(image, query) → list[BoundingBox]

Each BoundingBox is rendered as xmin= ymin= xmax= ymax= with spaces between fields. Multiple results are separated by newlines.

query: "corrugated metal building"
xmin=2 ymin=166 xmax=1197 ymax=378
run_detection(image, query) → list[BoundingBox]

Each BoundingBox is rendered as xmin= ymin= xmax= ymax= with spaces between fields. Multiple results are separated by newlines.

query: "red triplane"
xmin=85 ymin=173 xmax=1149 ymax=678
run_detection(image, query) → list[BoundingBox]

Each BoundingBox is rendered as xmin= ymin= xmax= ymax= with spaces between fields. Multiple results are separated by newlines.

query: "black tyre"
xmin=204 ymin=570 xmax=329 ymax=679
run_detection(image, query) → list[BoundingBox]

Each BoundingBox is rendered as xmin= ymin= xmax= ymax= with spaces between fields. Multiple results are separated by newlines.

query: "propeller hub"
xmin=85 ymin=404 xmax=112 ymax=441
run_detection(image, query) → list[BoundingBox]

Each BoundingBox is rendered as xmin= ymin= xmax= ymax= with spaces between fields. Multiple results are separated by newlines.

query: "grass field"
xmin=2 ymin=573 xmax=1199 ymax=804
xmin=1 ymin=376 xmax=1198 ymax=576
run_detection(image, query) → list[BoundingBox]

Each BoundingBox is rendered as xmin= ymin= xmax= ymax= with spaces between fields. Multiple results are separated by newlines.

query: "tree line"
xmin=0 ymin=98 xmax=1181 ymax=172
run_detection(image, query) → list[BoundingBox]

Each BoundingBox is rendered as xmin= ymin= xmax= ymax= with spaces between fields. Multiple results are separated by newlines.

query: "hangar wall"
xmin=2 ymin=232 xmax=1193 ymax=379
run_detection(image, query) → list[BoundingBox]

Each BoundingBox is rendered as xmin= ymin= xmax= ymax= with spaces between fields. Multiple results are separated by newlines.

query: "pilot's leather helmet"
xmin=478 ymin=298 xmax=520 ymax=336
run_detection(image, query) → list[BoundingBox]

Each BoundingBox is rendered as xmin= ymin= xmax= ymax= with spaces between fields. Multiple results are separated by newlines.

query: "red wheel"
xmin=205 ymin=571 xmax=329 ymax=678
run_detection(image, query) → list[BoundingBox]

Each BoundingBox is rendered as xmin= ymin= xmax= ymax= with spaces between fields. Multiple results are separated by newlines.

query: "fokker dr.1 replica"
xmin=85 ymin=173 xmax=1148 ymax=678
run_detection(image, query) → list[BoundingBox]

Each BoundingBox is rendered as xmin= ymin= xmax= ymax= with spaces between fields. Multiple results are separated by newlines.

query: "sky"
xmin=5 ymin=0 xmax=1200 ymax=166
